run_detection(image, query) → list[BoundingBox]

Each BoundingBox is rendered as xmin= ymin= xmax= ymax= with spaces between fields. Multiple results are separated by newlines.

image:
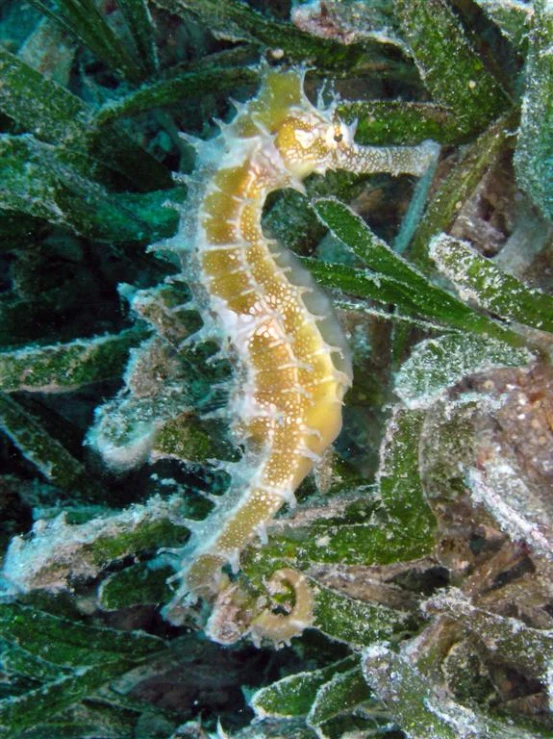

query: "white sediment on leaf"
xmin=0 ymin=495 xmax=186 ymax=595
xmin=468 ymin=463 xmax=553 ymax=560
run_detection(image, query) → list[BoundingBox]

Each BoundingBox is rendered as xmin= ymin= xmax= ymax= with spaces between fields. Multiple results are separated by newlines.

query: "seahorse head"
xmin=274 ymin=110 xmax=357 ymax=179
xmin=250 ymin=66 xmax=357 ymax=180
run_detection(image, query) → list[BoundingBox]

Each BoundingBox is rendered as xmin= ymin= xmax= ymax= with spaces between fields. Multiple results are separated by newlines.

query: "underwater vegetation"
xmin=1 ymin=0 xmax=553 ymax=736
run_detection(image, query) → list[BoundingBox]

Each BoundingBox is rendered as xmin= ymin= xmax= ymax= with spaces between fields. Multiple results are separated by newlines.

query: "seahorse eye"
xmin=333 ymin=132 xmax=343 ymax=143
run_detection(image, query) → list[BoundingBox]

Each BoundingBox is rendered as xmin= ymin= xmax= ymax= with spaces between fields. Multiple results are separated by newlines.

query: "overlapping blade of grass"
xmin=117 ymin=0 xmax=159 ymax=76
xmin=394 ymin=0 xmax=510 ymax=137
xmin=0 ymin=46 xmax=88 ymax=146
xmin=251 ymin=657 xmax=358 ymax=719
xmin=0 ymin=47 xmax=171 ymax=190
xmin=0 ymin=134 xmax=179 ymax=240
xmin=311 ymin=197 xmax=523 ymax=346
xmin=306 ymin=666 xmax=379 ymax=738
xmin=0 ymin=603 xmax=164 ymax=657
xmin=0 ymin=603 xmax=165 ymax=737
xmin=300 ymin=258 xmax=424 ymax=313
xmin=406 ymin=111 xmax=518 ymax=269
xmin=27 ymin=0 xmax=146 ymax=82
xmin=95 ymin=62 xmax=259 ymax=125
xmin=430 ymin=233 xmax=553 ymax=333
xmin=153 ymin=0 xmax=387 ymax=72
xmin=0 ymin=327 xmax=146 ymax=392
xmin=0 ymin=664 xmax=132 ymax=737
xmin=0 ymin=392 xmax=100 ymax=496
xmin=474 ymin=0 xmax=532 ymax=52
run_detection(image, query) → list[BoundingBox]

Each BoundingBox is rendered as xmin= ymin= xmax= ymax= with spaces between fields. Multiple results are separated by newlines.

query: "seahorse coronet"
xmin=161 ymin=65 xmax=439 ymax=643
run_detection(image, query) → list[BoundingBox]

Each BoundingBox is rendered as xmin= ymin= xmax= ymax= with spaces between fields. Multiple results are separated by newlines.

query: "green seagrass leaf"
xmin=0 ymin=393 xmax=100 ymax=495
xmin=13 ymin=701 xmax=140 ymax=739
xmin=0 ymin=327 xmax=147 ymax=393
xmin=152 ymin=0 xmax=383 ymax=72
xmin=117 ymin=0 xmax=159 ymax=76
xmin=0 ymin=134 xmax=178 ymax=241
xmin=474 ymin=0 xmax=532 ymax=51
xmin=313 ymin=584 xmax=418 ymax=648
xmin=27 ymin=0 xmax=145 ymax=82
xmin=0 ymin=47 xmax=171 ymax=190
xmin=0 ymin=603 xmax=165 ymax=663
xmin=300 ymin=257 xmax=426 ymax=315
xmin=313 ymin=197 xmax=431 ymax=286
xmin=99 ymin=563 xmax=174 ymax=611
xmin=0 ymin=661 xmax=133 ymax=737
xmin=395 ymin=333 xmax=534 ymax=410
xmin=338 ymin=100 xmax=459 ymax=146
xmin=1 ymin=645 xmax=67 ymax=682
xmin=377 ymin=408 xmax=436 ymax=541
xmin=250 ymin=657 xmax=357 ymax=719
xmin=407 ymin=111 xmax=517 ymax=270
xmin=0 ymin=46 xmax=87 ymax=145
xmin=95 ymin=63 xmax=259 ymax=125
xmin=430 ymin=233 xmax=553 ymax=333
xmin=394 ymin=0 xmax=510 ymax=136
xmin=311 ymin=197 xmax=522 ymax=346
xmin=307 ymin=666 xmax=380 ymax=738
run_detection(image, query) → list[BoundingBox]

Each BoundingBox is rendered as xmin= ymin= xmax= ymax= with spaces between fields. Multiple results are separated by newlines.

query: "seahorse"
xmin=164 ymin=65 xmax=438 ymax=644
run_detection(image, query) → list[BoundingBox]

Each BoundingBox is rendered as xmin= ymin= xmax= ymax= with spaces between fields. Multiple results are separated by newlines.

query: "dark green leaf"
xmin=0 ymin=603 xmax=164 ymax=659
xmin=0 ymin=48 xmax=171 ymax=190
xmin=307 ymin=666 xmax=376 ymax=734
xmin=28 ymin=0 xmax=145 ymax=81
xmin=339 ymin=100 xmax=459 ymax=146
xmin=314 ymin=584 xmax=416 ymax=647
xmin=394 ymin=0 xmax=510 ymax=136
xmin=0 ymin=393 xmax=99 ymax=493
xmin=0 ymin=327 xmax=147 ymax=393
xmin=117 ymin=0 xmax=159 ymax=76
xmin=407 ymin=110 xmax=518 ymax=269
xmin=95 ymin=65 xmax=259 ymax=125
xmin=0 ymin=662 xmax=132 ymax=736
xmin=0 ymin=134 xmax=178 ymax=240
xmin=311 ymin=197 xmax=523 ymax=345
xmin=153 ymin=0 xmax=383 ymax=71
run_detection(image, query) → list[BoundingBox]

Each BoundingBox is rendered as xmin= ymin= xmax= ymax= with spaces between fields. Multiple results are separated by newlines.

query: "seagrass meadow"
xmin=2 ymin=0 xmax=553 ymax=737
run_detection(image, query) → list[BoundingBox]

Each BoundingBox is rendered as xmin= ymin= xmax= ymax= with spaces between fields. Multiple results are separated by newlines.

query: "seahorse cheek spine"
xmin=164 ymin=67 xmax=438 ymax=643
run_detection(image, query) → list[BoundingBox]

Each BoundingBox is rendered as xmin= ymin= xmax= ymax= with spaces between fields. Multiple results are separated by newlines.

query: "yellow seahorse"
xmin=165 ymin=66 xmax=438 ymax=644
